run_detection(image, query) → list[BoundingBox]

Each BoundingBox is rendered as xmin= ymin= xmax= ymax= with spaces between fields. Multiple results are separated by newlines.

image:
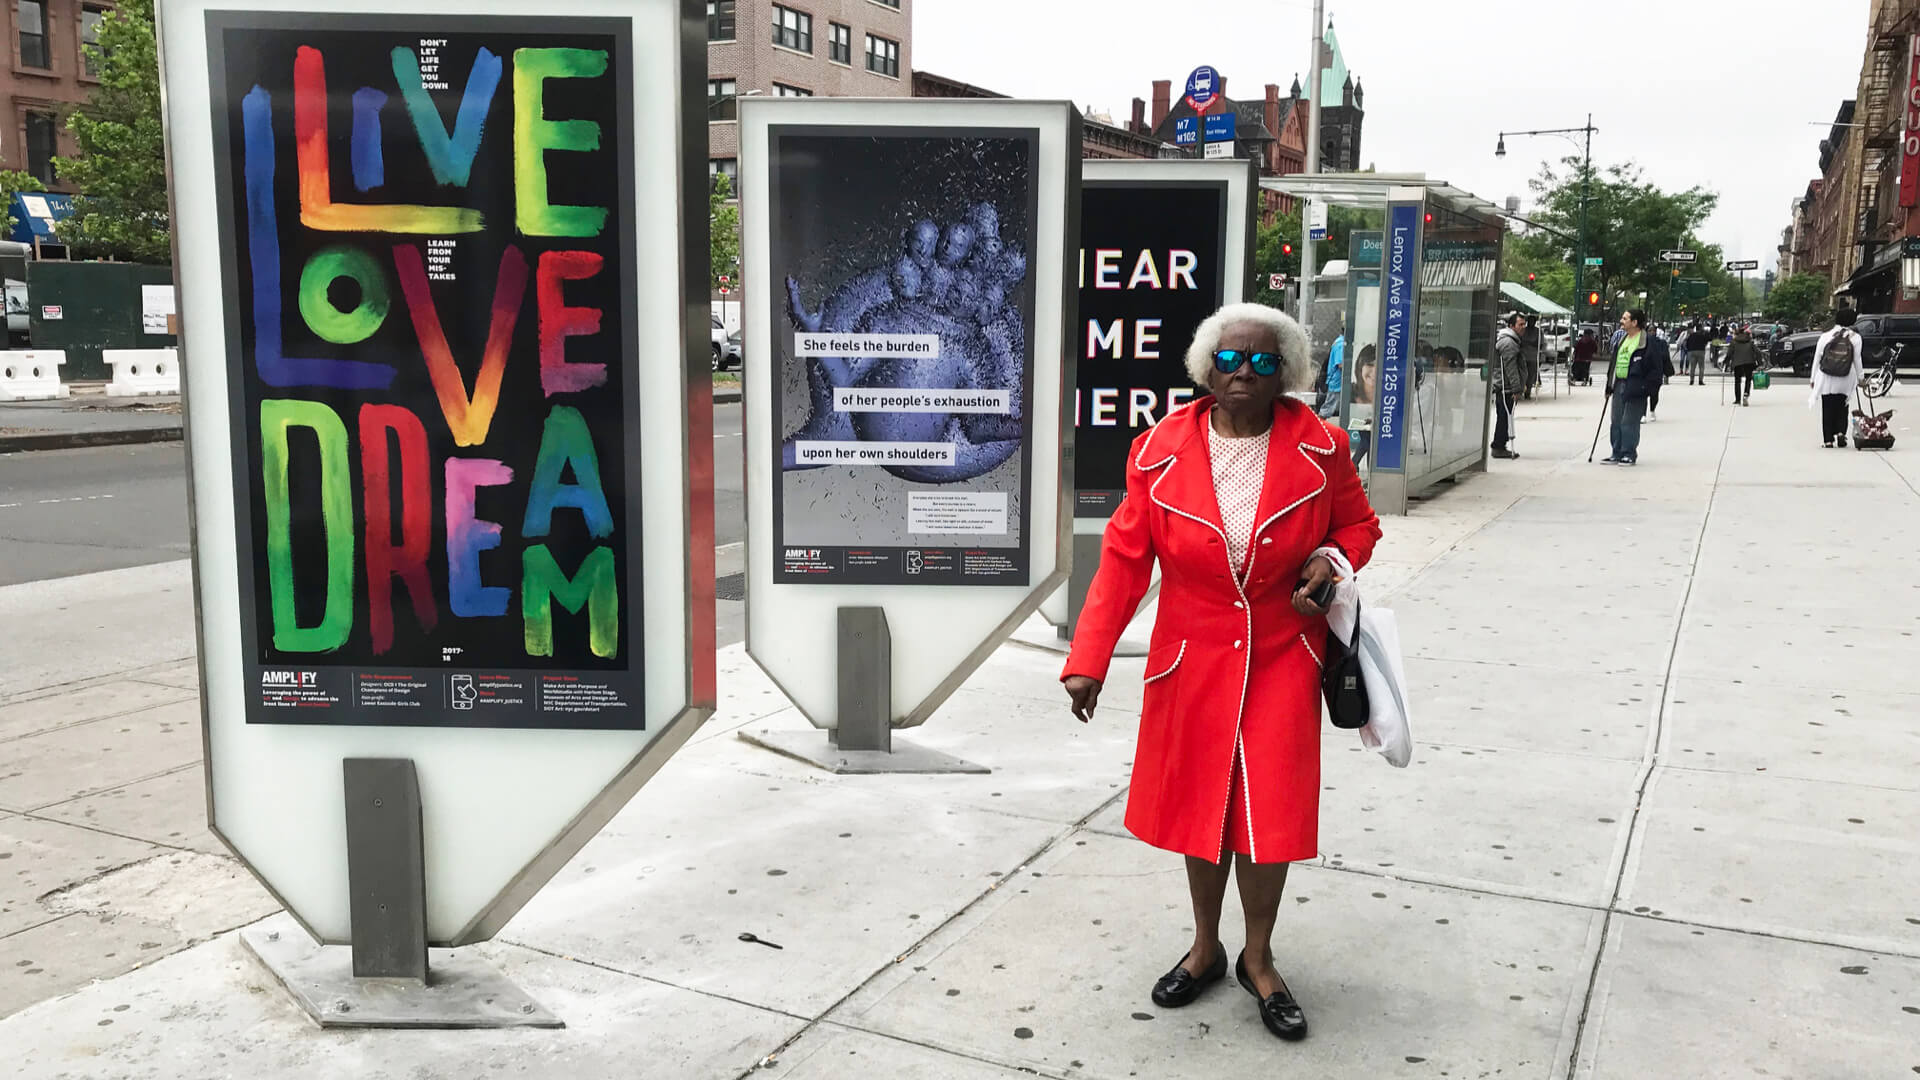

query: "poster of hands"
xmin=769 ymin=127 xmax=1039 ymax=585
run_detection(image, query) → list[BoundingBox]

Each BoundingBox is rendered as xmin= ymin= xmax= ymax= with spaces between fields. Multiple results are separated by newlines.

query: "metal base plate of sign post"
xmin=740 ymin=608 xmax=990 ymax=775
xmin=239 ymin=760 xmax=561 ymax=1029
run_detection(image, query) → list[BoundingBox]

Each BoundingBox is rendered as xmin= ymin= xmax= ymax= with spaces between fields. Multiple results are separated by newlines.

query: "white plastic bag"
xmin=1316 ymin=548 xmax=1414 ymax=768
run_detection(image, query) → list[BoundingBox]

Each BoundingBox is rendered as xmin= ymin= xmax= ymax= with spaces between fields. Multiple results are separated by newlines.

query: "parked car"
xmin=711 ymin=314 xmax=743 ymax=371
xmin=1777 ymin=313 xmax=1920 ymax=377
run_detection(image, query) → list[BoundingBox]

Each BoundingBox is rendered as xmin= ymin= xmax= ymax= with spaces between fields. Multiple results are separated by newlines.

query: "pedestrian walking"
xmin=1521 ymin=314 xmax=1542 ymax=399
xmin=1809 ymin=307 xmax=1865 ymax=447
xmin=1491 ymin=313 xmax=1527 ymax=458
xmin=1318 ymin=322 xmax=1346 ymax=419
xmin=1648 ymin=336 xmax=1675 ymax=421
xmin=1725 ymin=323 xmax=1761 ymax=406
xmin=1601 ymin=308 xmax=1668 ymax=465
xmin=1683 ymin=321 xmax=1711 ymax=386
xmin=1571 ymin=327 xmax=1598 ymax=386
xmin=1061 ymin=302 xmax=1382 ymax=1043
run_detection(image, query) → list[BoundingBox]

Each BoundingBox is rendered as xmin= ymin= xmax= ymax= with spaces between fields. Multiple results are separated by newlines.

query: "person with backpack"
xmin=1809 ymin=307 xmax=1864 ymax=447
xmin=1725 ymin=323 xmax=1762 ymax=406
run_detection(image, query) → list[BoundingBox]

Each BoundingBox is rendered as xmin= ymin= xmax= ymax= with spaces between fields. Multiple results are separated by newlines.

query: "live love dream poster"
xmin=206 ymin=14 xmax=644 ymax=729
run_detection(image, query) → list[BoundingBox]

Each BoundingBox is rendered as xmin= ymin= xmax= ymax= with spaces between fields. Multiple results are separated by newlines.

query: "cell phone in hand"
xmin=1303 ymin=576 xmax=1336 ymax=610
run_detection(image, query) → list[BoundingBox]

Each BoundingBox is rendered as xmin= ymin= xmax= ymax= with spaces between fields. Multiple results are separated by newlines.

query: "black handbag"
xmin=1321 ymin=600 xmax=1370 ymax=729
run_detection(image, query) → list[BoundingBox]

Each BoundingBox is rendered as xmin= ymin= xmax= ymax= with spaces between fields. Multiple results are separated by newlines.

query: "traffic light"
xmin=1587 ymin=291 xmax=1600 ymax=307
xmin=1527 ymin=273 xmax=1536 ymax=284
xmin=1282 ymin=242 xmax=1293 ymax=256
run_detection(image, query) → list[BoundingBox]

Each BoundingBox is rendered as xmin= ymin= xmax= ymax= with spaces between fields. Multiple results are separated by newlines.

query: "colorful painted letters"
xmin=246 ymin=39 xmax=623 ymax=664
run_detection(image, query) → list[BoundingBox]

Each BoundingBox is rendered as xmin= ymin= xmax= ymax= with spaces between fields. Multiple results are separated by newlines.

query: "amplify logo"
xmin=784 ymin=548 xmax=823 ymax=560
xmin=260 ymin=670 xmax=319 ymax=688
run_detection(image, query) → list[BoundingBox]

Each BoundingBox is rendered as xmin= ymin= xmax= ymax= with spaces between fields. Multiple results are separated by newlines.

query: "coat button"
xmin=1234 ymin=600 xmax=1245 ymax=609
xmin=1261 ymin=537 xmax=1273 ymax=545
xmin=1234 ymin=640 xmax=1243 ymax=650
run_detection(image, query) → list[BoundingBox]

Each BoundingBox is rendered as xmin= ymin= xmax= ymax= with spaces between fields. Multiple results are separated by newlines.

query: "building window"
xmin=869 ymin=0 xmax=901 ymax=6
xmin=827 ymin=22 xmax=852 ymax=65
xmin=865 ymin=34 xmax=899 ymax=78
xmin=709 ymin=157 xmax=738 ymax=196
xmin=18 ymin=0 xmax=50 ymax=69
xmin=707 ymin=78 xmax=737 ymax=121
xmin=706 ymin=0 xmax=735 ymax=42
xmin=26 ymin=111 xmax=58 ymax=185
xmin=80 ymin=5 xmax=105 ymax=78
xmin=774 ymin=83 xmax=812 ymax=97
xmin=771 ymin=5 xmax=811 ymax=53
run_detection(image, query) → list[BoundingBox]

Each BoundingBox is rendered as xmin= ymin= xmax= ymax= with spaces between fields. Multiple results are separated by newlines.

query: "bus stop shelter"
xmin=1263 ymin=173 xmax=1507 ymax=514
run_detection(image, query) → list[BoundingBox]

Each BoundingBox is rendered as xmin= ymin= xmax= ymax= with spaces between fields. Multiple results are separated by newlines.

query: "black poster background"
xmin=767 ymin=126 xmax=1039 ymax=586
xmin=1074 ymin=182 xmax=1228 ymax=517
xmin=206 ymin=14 xmax=645 ymax=729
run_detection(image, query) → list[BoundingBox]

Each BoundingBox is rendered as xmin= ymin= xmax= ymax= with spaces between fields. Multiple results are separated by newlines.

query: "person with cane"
xmin=1597 ymin=309 xmax=1668 ymax=466
xmin=1491 ymin=312 xmax=1526 ymax=459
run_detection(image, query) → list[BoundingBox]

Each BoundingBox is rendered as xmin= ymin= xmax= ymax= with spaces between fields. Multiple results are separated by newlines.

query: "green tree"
xmin=53 ymin=0 xmax=169 ymax=263
xmin=1251 ymin=204 xmax=1371 ymax=307
xmin=1527 ymin=157 xmax=1718 ymax=319
xmin=709 ymin=173 xmax=739 ymax=291
xmin=1501 ymin=230 xmax=1575 ymax=307
xmin=0 ymin=170 xmax=46 ymax=236
xmin=1762 ymin=272 xmax=1832 ymax=327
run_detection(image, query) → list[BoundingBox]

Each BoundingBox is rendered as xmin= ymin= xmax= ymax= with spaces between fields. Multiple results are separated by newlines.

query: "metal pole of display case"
xmin=1299 ymin=0 xmax=1324 ymax=331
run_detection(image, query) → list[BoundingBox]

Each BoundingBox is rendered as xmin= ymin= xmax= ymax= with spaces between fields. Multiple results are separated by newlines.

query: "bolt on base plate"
xmin=240 ymin=915 xmax=562 ymax=1030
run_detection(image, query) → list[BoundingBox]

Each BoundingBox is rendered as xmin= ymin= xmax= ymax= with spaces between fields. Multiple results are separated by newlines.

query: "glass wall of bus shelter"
xmin=1402 ymin=202 xmax=1502 ymax=491
xmin=1334 ymin=230 xmax=1383 ymax=483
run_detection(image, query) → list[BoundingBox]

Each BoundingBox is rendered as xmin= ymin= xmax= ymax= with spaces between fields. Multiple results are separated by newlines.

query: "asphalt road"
xmin=0 ymin=442 xmax=192 ymax=588
xmin=2 ymin=404 xmax=752 ymax=640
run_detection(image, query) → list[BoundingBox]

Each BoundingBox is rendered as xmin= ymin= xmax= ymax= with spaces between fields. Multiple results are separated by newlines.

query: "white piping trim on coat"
xmin=1237 ymin=733 xmax=1255 ymax=860
xmin=1299 ymin=633 xmax=1321 ymax=668
xmin=1144 ymin=640 xmax=1186 ymax=684
xmin=1146 ymin=458 xmax=1256 ymax=863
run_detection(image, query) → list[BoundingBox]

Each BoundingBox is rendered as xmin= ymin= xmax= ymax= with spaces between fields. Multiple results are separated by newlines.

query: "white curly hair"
xmin=1183 ymin=302 xmax=1315 ymax=394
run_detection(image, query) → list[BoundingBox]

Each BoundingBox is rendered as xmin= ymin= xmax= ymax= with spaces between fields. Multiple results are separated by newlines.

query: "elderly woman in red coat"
xmin=1062 ymin=302 xmax=1381 ymax=1041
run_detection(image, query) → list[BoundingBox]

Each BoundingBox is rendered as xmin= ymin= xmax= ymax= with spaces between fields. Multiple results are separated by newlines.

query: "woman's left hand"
xmin=1292 ymin=555 xmax=1336 ymax=616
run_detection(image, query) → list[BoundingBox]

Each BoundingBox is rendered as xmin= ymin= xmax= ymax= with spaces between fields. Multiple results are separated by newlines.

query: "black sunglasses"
xmin=1212 ymin=349 xmax=1283 ymax=377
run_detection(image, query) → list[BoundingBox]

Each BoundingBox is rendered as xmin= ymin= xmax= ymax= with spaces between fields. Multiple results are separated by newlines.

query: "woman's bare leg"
xmin=1180 ymin=854 xmax=1231 ymax=972
xmin=1234 ymin=856 xmax=1292 ymax=996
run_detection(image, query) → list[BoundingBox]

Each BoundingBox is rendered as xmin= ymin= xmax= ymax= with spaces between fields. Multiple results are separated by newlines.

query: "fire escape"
xmin=1863 ymin=1 xmax=1917 ymax=250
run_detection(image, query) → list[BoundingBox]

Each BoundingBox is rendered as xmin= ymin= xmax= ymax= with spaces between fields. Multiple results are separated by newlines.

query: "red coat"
xmin=1064 ymin=397 xmax=1381 ymax=864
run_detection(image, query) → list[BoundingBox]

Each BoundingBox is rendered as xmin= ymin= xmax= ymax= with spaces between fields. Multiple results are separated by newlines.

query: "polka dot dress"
xmin=1207 ymin=412 xmax=1271 ymax=582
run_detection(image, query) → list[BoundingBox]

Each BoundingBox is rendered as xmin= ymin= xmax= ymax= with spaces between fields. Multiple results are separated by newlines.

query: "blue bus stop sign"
xmin=1184 ymin=65 xmax=1221 ymax=111
xmin=1173 ymin=116 xmax=1199 ymax=146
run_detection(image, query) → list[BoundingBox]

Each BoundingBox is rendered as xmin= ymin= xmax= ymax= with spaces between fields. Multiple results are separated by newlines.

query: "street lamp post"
xmin=1497 ymin=116 xmax=1597 ymax=325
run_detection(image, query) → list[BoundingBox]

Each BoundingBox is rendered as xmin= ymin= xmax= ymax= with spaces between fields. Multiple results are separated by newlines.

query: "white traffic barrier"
xmin=0 ymin=350 xmax=70 ymax=401
xmin=103 ymin=348 xmax=180 ymax=397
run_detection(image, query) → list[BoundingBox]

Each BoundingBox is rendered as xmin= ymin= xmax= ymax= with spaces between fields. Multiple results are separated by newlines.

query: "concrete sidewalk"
xmin=2 ymin=380 xmax=1918 ymax=1079
xmin=0 ymin=391 xmax=183 ymax=453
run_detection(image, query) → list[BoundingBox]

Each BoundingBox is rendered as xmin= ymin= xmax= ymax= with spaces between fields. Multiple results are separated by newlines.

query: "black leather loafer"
xmin=1235 ymin=952 xmax=1308 ymax=1040
xmin=1150 ymin=943 xmax=1226 ymax=1008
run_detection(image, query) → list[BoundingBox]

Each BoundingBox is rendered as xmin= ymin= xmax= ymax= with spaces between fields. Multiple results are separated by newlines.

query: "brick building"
xmin=705 ymin=0 xmax=913 ymax=195
xmin=911 ymin=70 xmax=1171 ymax=162
xmin=1804 ymin=102 xmax=1858 ymax=289
xmin=2 ymin=0 xmax=110 ymax=190
xmin=1123 ymin=22 xmax=1361 ymax=226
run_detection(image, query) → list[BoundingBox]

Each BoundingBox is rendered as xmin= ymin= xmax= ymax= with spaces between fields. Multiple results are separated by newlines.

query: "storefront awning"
xmin=1499 ymin=281 xmax=1572 ymax=317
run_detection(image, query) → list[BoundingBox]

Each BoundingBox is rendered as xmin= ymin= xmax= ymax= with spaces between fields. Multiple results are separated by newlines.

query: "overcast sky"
xmin=916 ymin=0 xmax=1870 ymax=275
